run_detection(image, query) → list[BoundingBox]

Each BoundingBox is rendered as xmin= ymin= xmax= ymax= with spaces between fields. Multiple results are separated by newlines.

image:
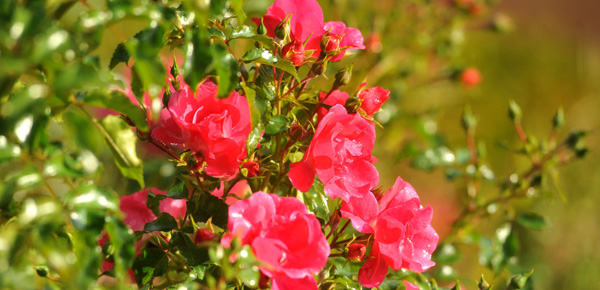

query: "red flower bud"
xmin=281 ymin=39 xmax=305 ymax=65
xmin=461 ymin=67 xmax=482 ymax=87
xmin=194 ymin=229 xmax=216 ymax=245
xmin=321 ymin=33 xmax=343 ymax=55
xmin=242 ymin=161 xmax=260 ymax=178
xmin=346 ymin=243 xmax=366 ymax=262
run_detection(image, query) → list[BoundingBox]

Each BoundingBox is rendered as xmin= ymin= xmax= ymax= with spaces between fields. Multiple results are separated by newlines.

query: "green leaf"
xmin=146 ymin=189 xmax=167 ymax=216
xmin=304 ymin=179 xmax=329 ymax=221
xmin=246 ymin=126 xmax=262 ymax=157
xmin=100 ymin=115 xmax=145 ymax=187
xmin=241 ymin=84 xmax=259 ymax=128
xmin=82 ymin=90 xmax=149 ymax=132
xmin=109 ymin=43 xmax=130 ymax=69
xmin=144 ymin=212 xmax=178 ymax=232
xmin=516 ymin=213 xmax=548 ymax=230
xmin=229 ymin=25 xmax=255 ymax=39
xmin=229 ymin=0 xmax=246 ymax=23
xmin=211 ymin=44 xmax=239 ymax=98
xmin=265 ymin=115 xmax=289 ymax=136
xmin=183 ymin=28 xmax=213 ymax=88
xmin=170 ymin=231 xmax=209 ymax=266
xmin=106 ymin=215 xmax=136 ymax=285
xmin=65 ymin=185 xmax=119 ymax=212
xmin=241 ymin=48 xmax=299 ymax=81
xmin=188 ymin=194 xmax=228 ymax=229
xmin=167 ymin=179 xmax=188 ymax=199
xmin=241 ymin=48 xmax=277 ymax=63
xmin=132 ymin=248 xmax=169 ymax=286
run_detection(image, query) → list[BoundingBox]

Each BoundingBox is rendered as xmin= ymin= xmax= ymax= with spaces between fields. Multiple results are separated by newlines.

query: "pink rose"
xmin=357 ymin=85 xmax=390 ymax=117
xmin=341 ymin=178 xmax=439 ymax=288
xmin=153 ymin=80 xmax=251 ymax=178
xmin=254 ymin=0 xmax=325 ymax=56
xmin=120 ymin=188 xmax=187 ymax=231
xmin=222 ymin=192 xmax=330 ymax=290
xmin=289 ymin=105 xmax=378 ymax=202
xmin=322 ymin=21 xmax=365 ymax=62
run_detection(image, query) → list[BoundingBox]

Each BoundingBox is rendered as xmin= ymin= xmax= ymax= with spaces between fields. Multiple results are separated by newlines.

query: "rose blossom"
xmin=221 ymin=192 xmax=330 ymax=289
xmin=341 ymin=177 xmax=439 ymax=288
xmin=357 ymin=85 xmax=390 ymax=117
xmin=317 ymin=86 xmax=389 ymax=121
xmin=289 ymin=105 xmax=378 ymax=202
xmin=254 ymin=0 xmax=325 ymax=55
xmin=152 ymin=80 xmax=251 ymax=178
xmin=322 ymin=21 xmax=365 ymax=62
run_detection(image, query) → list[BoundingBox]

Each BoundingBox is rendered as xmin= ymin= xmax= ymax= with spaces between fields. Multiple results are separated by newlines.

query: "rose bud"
xmin=281 ymin=39 xmax=305 ymax=65
xmin=241 ymin=161 xmax=260 ymax=178
xmin=194 ymin=229 xmax=216 ymax=245
xmin=346 ymin=243 xmax=366 ymax=262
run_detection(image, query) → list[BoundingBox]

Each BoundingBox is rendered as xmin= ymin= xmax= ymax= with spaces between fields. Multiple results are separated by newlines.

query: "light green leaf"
xmin=100 ymin=115 xmax=144 ymax=187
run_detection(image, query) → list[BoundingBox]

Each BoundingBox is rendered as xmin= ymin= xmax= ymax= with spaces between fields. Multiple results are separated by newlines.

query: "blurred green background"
xmin=314 ymin=0 xmax=600 ymax=289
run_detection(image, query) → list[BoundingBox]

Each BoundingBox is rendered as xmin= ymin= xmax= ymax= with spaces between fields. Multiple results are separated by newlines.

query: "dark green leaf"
xmin=516 ymin=213 xmax=548 ymax=230
xmin=109 ymin=43 xmax=130 ymax=69
xmin=170 ymin=231 xmax=209 ymax=266
xmin=100 ymin=115 xmax=144 ymax=187
xmin=167 ymin=179 xmax=188 ymax=199
xmin=146 ymin=189 xmax=167 ymax=216
xmin=144 ymin=212 xmax=178 ymax=232
xmin=188 ymin=194 xmax=228 ymax=229
xmin=132 ymin=248 xmax=168 ymax=286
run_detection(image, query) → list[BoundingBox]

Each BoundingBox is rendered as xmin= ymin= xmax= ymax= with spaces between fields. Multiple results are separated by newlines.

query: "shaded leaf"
xmin=144 ymin=212 xmax=178 ymax=232
xmin=167 ymin=179 xmax=188 ymax=199
xmin=132 ymin=248 xmax=168 ymax=286
xmin=187 ymin=194 xmax=228 ymax=229
xmin=171 ymin=231 xmax=209 ymax=266
xmin=82 ymin=90 xmax=149 ymax=132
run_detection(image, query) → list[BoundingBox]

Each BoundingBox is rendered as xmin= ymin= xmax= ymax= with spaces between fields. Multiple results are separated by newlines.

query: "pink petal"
xmin=358 ymin=243 xmax=388 ymax=288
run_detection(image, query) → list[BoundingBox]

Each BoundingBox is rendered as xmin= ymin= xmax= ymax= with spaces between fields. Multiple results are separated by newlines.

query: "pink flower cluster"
xmin=254 ymin=0 xmax=365 ymax=65
xmin=222 ymin=192 xmax=330 ymax=289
